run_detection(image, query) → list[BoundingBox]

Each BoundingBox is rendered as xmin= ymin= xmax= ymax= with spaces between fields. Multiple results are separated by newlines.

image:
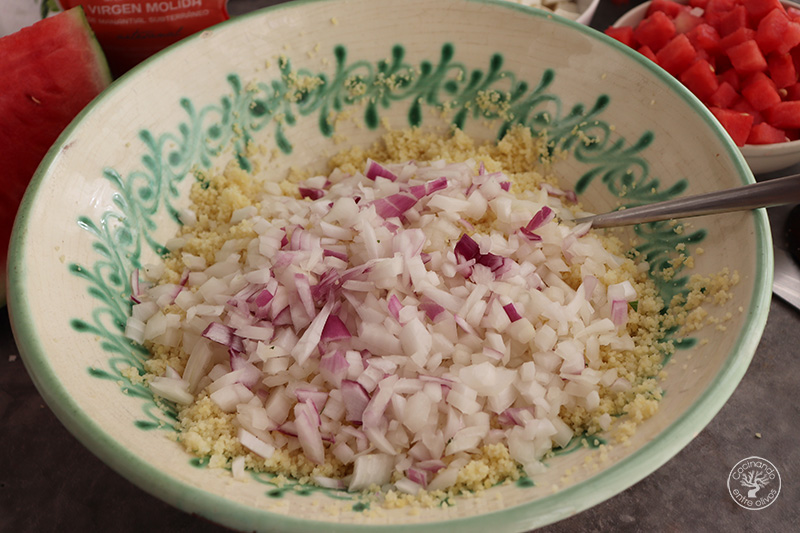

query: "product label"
xmin=59 ymin=0 xmax=228 ymax=76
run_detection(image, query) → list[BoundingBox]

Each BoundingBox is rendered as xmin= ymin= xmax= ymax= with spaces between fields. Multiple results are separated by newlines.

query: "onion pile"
xmin=127 ymin=156 xmax=639 ymax=494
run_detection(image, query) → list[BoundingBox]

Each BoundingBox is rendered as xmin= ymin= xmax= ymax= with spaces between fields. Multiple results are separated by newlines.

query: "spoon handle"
xmin=576 ymin=174 xmax=800 ymax=229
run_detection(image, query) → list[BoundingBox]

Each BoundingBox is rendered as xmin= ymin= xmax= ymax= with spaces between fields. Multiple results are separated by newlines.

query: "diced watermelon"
xmin=716 ymin=51 xmax=734 ymax=73
xmin=747 ymin=121 xmax=787 ymax=143
xmin=756 ymin=8 xmax=800 ymax=55
xmin=687 ymin=23 xmax=722 ymax=54
xmin=681 ymin=59 xmax=720 ymax=100
xmin=718 ymin=67 xmax=741 ymax=90
xmin=674 ymin=10 xmax=704 ymax=34
xmin=767 ymin=52 xmax=798 ymax=88
xmin=624 ymin=0 xmax=800 ymax=147
xmin=710 ymin=106 xmax=755 ymax=145
xmin=764 ymin=101 xmax=800 ymax=128
xmin=719 ymin=27 xmax=756 ymax=51
xmin=742 ymin=71 xmax=782 ymax=110
xmin=695 ymin=48 xmax=716 ymax=68
xmin=638 ymin=45 xmax=658 ymax=63
xmin=731 ymin=97 xmax=764 ymax=123
xmin=605 ymin=25 xmax=637 ymax=47
xmin=718 ymin=5 xmax=748 ymax=37
xmin=647 ymin=0 xmax=685 ymax=18
xmin=743 ymin=0 xmax=786 ymax=23
xmin=634 ymin=11 xmax=677 ymax=52
xmin=727 ymin=39 xmax=768 ymax=74
xmin=705 ymin=0 xmax=738 ymax=30
xmin=657 ymin=34 xmax=697 ymax=75
xmin=786 ymin=82 xmax=800 ymax=100
xmin=708 ymin=81 xmax=740 ymax=107
xmin=0 ymin=7 xmax=111 ymax=305
xmin=792 ymin=46 xmax=800 ymax=75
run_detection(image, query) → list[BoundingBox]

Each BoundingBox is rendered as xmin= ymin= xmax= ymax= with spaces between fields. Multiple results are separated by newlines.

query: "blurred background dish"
xmin=610 ymin=0 xmax=800 ymax=175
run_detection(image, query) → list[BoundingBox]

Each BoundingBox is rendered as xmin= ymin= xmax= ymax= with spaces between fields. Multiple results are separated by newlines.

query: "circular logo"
xmin=728 ymin=456 xmax=781 ymax=510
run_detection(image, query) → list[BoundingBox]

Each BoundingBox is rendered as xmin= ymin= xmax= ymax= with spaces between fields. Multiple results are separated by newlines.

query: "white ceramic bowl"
xmin=504 ymin=0 xmax=599 ymax=24
xmin=612 ymin=0 xmax=800 ymax=175
xmin=8 ymin=0 xmax=771 ymax=531
xmin=576 ymin=0 xmax=600 ymax=24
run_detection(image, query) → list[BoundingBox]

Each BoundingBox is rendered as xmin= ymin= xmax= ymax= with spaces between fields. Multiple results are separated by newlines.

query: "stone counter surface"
xmin=1 ymin=1 xmax=798 ymax=531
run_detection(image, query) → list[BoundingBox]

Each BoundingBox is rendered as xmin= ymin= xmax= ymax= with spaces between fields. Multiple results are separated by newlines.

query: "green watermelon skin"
xmin=0 ymin=7 xmax=112 ymax=305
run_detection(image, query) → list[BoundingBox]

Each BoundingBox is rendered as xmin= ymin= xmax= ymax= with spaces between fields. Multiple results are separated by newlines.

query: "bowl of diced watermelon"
xmin=607 ymin=0 xmax=800 ymax=175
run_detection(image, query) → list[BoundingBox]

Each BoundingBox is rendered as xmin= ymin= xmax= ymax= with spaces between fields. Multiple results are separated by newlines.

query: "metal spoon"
xmin=575 ymin=174 xmax=800 ymax=228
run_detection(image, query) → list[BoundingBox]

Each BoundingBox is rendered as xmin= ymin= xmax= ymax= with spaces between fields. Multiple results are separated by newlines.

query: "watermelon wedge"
xmin=0 ymin=7 xmax=111 ymax=306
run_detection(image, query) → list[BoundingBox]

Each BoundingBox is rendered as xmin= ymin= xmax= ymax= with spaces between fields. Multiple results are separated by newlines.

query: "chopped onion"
xmin=341 ymin=380 xmax=370 ymax=423
xmin=349 ymin=453 xmax=394 ymax=492
xmin=502 ymin=303 xmax=522 ymax=322
xmin=133 ymin=154 xmax=652 ymax=494
xmin=364 ymin=159 xmax=398 ymax=182
xmin=299 ymin=187 xmax=325 ymax=200
xmin=202 ymin=322 xmax=244 ymax=353
xmin=320 ymin=315 xmax=351 ymax=343
xmin=611 ymin=299 xmax=629 ymax=327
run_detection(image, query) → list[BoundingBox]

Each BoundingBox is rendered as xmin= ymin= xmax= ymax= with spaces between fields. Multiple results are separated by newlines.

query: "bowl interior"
xmin=8 ymin=0 xmax=771 ymax=531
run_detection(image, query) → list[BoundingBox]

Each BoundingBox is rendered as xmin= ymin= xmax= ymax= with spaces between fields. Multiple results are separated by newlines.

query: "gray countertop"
xmin=1 ymin=1 xmax=799 ymax=531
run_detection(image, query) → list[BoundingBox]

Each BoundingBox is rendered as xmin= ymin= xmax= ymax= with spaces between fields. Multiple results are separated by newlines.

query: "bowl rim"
xmin=7 ymin=0 xmax=773 ymax=531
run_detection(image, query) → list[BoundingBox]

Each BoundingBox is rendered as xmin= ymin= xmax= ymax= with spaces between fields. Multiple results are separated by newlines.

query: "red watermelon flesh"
xmin=0 ymin=7 xmax=111 ymax=305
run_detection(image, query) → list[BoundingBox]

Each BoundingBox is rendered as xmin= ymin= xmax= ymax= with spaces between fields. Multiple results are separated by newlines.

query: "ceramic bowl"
xmin=612 ymin=0 xmax=800 ymax=175
xmin=504 ymin=0 xmax=600 ymax=24
xmin=8 ymin=0 xmax=772 ymax=531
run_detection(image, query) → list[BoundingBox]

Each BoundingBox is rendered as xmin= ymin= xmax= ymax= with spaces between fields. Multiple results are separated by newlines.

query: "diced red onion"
xmin=420 ymin=300 xmax=446 ymax=321
xmin=611 ymin=299 xmax=628 ymax=327
xmin=291 ymin=300 xmax=334 ymax=365
xmin=323 ymin=249 xmax=348 ymax=262
xmin=299 ymin=187 xmax=325 ymax=200
xmin=294 ymin=400 xmax=325 ymax=464
xmin=295 ymin=389 xmax=329 ymax=413
xmin=135 ymin=153 xmax=650 ymax=493
xmin=341 ymin=379 xmax=370 ymax=423
xmin=518 ymin=227 xmax=543 ymax=242
xmin=313 ymin=476 xmax=346 ymax=490
xmin=542 ymin=183 xmax=578 ymax=204
xmin=130 ymin=268 xmax=141 ymax=301
xmin=372 ymin=192 xmax=418 ymax=220
xmin=229 ymin=351 xmax=261 ymax=389
xmin=272 ymin=306 xmax=292 ymax=326
xmin=387 ymin=294 xmax=402 ymax=321
xmin=319 ymin=350 xmax=349 ymax=387
xmin=525 ymin=206 xmax=554 ymax=231
xmin=320 ymin=315 xmax=351 ymax=343
xmin=454 ymin=234 xmax=480 ymax=262
xmin=583 ymin=275 xmax=598 ymax=300
xmin=255 ymin=289 xmax=274 ymax=308
xmin=571 ymin=221 xmax=592 ymax=239
xmin=502 ymin=303 xmax=522 ymax=322
xmin=365 ymin=159 xmax=398 ymax=182
xmin=406 ymin=467 xmax=428 ymax=488
xmin=202 ymin=322 xmax=244 ymax=353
